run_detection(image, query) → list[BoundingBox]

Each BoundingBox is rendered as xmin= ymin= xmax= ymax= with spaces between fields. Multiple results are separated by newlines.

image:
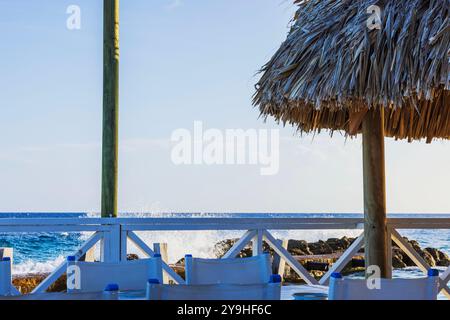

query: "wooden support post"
xmin=362 ymin=107 xmax=390 ymax=278
xmin=101 ymin=0 xmax=120 ymax=218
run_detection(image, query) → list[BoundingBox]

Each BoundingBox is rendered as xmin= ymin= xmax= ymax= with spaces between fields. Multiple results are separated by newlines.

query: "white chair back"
xmin=0 ymin=258 xmax=20 ymax=296
xmin=185 ymin=254 xmax=272 ymax=285
xmin=67 ymin=255 xmax=163 ymax=293
xmin=328 ymin=270 xmax=439 ymax=300
xmin=0 ymin=258 xmax=12 ymax=296
xmin=146 ymin=276 xmax=282 ymax=300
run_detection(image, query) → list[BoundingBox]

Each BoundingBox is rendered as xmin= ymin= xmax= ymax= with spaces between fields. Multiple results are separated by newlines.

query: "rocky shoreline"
xmin=13 ymin=236 xmax=450 ymax=294
xmin=213 ymin=236 xmax=450 ymax=282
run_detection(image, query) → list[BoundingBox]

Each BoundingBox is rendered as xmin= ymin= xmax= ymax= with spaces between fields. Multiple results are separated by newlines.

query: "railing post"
xmin=252 ymin=229 xmax=264 ymax=256
xmin=101 ymin=223 xmax=121 ymax=262
xmin=154 ymin=243 xmax=169 ymax=284
xmin=386 ymin=226 xmax=393 ymax=278
xmin=100 ymin=234 xmax=109 ymax=262
xmin=120 ymin=228 xmax=128 ymax=262
xmin=110 ymin=223 xmax=121 ymax=262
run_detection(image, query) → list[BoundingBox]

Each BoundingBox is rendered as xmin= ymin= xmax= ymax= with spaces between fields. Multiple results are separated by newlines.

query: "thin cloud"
xmin=166 ymin=0 xmax=183 ymax=11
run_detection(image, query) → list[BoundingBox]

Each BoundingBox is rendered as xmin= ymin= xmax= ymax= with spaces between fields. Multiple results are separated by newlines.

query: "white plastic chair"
xmin=328 ymin=269 xmax=440 ymax=300
xmin=0 ymin=258 xmax=21 ymax=296
xmin=185 ymin=253 xmax=272 ymax=285
xmin=146 ymin=275 xmax=282 ymax=300
xmin=66 ymin=254 xmax=163 ymax=293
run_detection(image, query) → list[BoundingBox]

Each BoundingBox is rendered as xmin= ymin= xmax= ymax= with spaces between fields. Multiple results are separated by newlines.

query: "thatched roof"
xmin=254 ymin=0 xmax=450 ymax=142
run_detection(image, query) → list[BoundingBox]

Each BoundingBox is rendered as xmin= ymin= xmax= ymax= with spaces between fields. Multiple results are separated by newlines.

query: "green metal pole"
xmin=101 ymin=0 xmax=119 ymax=218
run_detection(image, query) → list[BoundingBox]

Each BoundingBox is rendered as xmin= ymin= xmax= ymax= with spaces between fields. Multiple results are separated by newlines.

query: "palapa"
xmin=254 ymin=0 xmax=450 ymax=143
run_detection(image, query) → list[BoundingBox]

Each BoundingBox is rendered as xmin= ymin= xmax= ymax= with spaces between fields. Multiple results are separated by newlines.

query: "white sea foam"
xmin=13 ymin=255 xmax=66 ymax=275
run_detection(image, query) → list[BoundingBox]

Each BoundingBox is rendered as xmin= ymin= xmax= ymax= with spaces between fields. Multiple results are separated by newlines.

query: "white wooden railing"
xmin=0 ymin=217 xmax=449 ymax=297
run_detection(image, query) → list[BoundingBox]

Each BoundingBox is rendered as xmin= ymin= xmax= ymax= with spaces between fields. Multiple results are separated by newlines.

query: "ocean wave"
xmin=13 ymin=255 xmax=66 ymax=275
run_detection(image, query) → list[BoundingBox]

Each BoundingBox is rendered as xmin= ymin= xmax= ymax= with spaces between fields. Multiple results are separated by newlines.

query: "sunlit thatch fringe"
xmin=254 ymin=0 xmax=450 ymax=142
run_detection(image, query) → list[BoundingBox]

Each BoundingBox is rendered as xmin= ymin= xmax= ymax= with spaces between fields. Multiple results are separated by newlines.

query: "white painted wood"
xmin=273 ymin=239 xmax=288 ymax=279
xmin=391 ymin=228 xmax=430 ymax=273
xmin=127 ymin=231 xmax=185 ymax=284
xmin=185 ymin=254 xmax=272 ymax=285
xmin=0 ymin=217 xmax=449 ymax=230
xmin=222 ymin=230 xmax=256 ymax=259
xmin=319 ymin=232 xmax=364 ymax=285
xmin=439 ymin=267 xmax=450 ymax=297
xmin=329 ymin=275 xmax=439 ymax=300
xmin=121 ymin=222 xmax=361 ymax=231
xmin=0 ymin=259 xmax=13 ymax=296
xmin=32 ymin=263 xmax=67 ymax=294
xmin=10 ymin=286 xmax=21 ymax=296
xmin=0 ymin=218 xmax=112 ymax=225
xmin=391 ymin=228 xmax=450 ymax=298
xmin=386 ymin=227 xmax=393 ymax=278
xmin=67 ymin=258 xmax=163 ymax=293
xmin=0 ymin=225 xmax=110 ymax=232
xmin=32 ymin=232 xmax=103 ymax=294
xmin=108 ymin=224 xmax=121 ymax=263
xmin=388 ymin=218 xmax=450 ymax=229
xmin=0 ymin=217 xmax=449 ymax=298
xmin=0 ymin=248 xmax=13 ymax=262
xmin=277 ymin=240 xmax=288 ymax=279
xmin=252 ymin=230 xmax=264 ymax=256
xmin=154 ymin=243 xmax=169 ymax=284
xmin=263 ymin=230 xmax=319 ymax=285
xmin=147 ymin=282 xmax=282 ymax=300
xmin=440 ymin=266 xmax=450 ymax=284
xmin=120 ymin=230 xmax=128 ymax=262
xmin=100 ymin=236 xmax=110 ymax=262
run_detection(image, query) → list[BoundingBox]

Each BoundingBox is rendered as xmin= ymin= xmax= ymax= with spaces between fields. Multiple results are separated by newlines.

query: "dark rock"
xmin=325 ymin=237 xmax=353 ymax=251
xmin=305 ymin=261 xmax=329 ymax=271
xmin=437 ymin=251 xmax=450 ymax=267
xmin=404 ymin=239 xmax=436 ymax=267
xmin=392 ymin=255 xmax=407 ymax=268
xmin=425 ymin=248 xmax=450 ymax=267
xmin=308 ymin=240 xmax=333 ymax=255
xmin=287 ymin=240 xmax=312 ymax=255
xmin=424 ymin=248 xmax=440 ymax=262
xmin=213 ymin=238 xmax=239 ymax=258
xmin=127 ymin=254 xmax=139 ymax=261
xmin=408 ymin=239 xmax=422 ymax=252
xmin=213 ymin=238 xmax=272 ymax=259
xmin=213 ymin=238 xmax=252 ymax=258
xmin=351 ymin=258 xmax=365 ymax=268
xmin=420 ymin=250 xmax=436 ymax=267
xmin=290 ymin=248 xmax=309 ymax=256
xmin=13 ymin=273 xmax=66 ymax=294
xmin=391 ymin=247 xmax=406 ymax=268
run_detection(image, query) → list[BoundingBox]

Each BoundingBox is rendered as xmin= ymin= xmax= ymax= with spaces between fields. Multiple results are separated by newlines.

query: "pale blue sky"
xmin=0 ymin=0 xmax=449 ymax=214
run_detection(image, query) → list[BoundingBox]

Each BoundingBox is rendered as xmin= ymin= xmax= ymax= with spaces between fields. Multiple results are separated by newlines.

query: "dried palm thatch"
xmin=254 ymin=0 xmax=450 ymax=143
